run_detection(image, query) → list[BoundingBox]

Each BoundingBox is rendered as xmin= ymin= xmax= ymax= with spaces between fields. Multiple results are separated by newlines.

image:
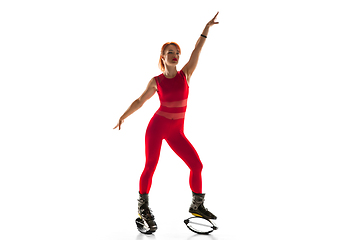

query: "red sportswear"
xmin=139 ymin=70 xmax=203 ymax=194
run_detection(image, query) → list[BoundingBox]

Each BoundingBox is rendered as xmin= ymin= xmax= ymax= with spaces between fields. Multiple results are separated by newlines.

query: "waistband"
xmin=156 ymin=111 xmax=186 ymax=120
xmin=158 ymin=105 xmax=187 ymax=113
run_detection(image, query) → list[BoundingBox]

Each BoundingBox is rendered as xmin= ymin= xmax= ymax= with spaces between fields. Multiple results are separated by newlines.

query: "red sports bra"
xmin=155 ymin=70 xmax=189 ymax=120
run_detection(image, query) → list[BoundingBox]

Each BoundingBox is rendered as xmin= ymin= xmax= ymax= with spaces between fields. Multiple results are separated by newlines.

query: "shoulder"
xmin=147 ymin=77 xmax=157 ymax=90
xmin=150 ymin=73 xmax=164 ymax=91
xmin=154 ymin=73 xmax=165 ymax=83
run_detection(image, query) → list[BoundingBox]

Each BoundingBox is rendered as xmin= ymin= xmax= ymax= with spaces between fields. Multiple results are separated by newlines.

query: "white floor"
xmin=2 ymin=182 xmax=359 ymax=240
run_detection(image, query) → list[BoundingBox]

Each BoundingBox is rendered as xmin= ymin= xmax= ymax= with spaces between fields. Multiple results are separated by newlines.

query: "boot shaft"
xmin=138 ymin=192 xmax=149 ymax=208
xmin=191 ymin=192 xmax=205 ymax=210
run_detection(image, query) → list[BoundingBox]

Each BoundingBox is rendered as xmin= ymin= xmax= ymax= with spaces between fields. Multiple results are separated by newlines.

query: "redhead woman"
xmin=114 ymin=12 xmax=219 ymax=233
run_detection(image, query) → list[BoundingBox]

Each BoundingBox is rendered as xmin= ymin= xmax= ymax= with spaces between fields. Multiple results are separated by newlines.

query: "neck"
xmin=163 ymin=66 xmax=177 ymax=78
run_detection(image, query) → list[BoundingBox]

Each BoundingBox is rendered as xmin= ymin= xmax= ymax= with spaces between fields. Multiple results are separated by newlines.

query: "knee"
xmin=143 ymin=164 xmax=157 ymax=174
xmin=199 ymin=161 xmax=203 ymax=172
xmin=193 ymin=159 xmax=203 ymax=173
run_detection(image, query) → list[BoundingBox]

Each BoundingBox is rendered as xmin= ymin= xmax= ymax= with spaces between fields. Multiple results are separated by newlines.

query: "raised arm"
xmin=113 ymin=78 xmax=157 ymax=130
xmin=182 ymin=12 xmax=219 ymax=83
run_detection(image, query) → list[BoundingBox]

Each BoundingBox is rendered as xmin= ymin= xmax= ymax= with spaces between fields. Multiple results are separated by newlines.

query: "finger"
xmin=213 ymin=12 xmax=219 ymax=19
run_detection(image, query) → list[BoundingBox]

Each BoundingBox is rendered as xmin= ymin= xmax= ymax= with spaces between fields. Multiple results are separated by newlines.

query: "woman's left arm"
xmin=182 ymin=12 xmax=219 ymax=83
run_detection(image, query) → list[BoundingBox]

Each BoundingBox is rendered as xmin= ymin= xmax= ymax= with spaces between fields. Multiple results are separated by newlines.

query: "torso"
xmin=154 ymin=70 xmax=189 ymax=120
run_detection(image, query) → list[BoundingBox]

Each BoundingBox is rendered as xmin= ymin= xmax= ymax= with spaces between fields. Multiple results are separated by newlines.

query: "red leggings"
xmin=139 ymin=114 xmax=203 ymax=194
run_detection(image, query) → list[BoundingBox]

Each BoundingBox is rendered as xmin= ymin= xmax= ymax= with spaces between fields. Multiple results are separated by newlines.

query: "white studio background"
xmin=1 ymin=0 xmax=359 ymax=240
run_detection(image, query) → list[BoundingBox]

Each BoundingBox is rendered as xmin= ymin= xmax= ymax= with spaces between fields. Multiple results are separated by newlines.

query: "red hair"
xmin=158 ymin=42 xmax=181 ymax=72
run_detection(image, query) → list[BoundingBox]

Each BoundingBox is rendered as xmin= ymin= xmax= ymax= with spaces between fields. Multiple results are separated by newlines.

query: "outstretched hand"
xmin=207 ymin=12 xmax=219 ymax=27
xmin=113 ymin=119 xmax=124 ymax=130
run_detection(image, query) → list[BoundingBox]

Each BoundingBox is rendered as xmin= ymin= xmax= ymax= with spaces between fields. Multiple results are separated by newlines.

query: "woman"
xmin=114 ymin=12 xmax=219 ymax=232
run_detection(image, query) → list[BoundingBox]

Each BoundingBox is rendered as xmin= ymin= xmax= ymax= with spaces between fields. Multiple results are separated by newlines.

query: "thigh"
xmin=166 ymin=131 xmax=202 ymax=170
xmin=145 ymin=115 xmax=166 ymax=166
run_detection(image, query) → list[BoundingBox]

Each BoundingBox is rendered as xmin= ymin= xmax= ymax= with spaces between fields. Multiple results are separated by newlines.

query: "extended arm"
xmin=182 ymin=12 xmax=219 ymax=82
xmin=113 ymin=78 xmax=157 ymax=130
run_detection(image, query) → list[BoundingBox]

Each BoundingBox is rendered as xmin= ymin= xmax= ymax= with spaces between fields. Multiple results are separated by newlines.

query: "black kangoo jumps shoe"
xmin=189 ymin=192 xmax=217 ymax=220
xmin=137 ymin=193 xmax=157 ymax=234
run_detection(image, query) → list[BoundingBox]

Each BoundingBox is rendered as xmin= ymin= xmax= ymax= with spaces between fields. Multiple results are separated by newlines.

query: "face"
xmin=162 ymin=45 xmax=180 ymax=68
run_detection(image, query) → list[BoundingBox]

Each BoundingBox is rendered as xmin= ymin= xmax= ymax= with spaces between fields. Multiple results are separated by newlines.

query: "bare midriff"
xmin=156 ymin=99 xmax=187 ymax=120
xmin=161 ymin=99 xmax=187 ymax=108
